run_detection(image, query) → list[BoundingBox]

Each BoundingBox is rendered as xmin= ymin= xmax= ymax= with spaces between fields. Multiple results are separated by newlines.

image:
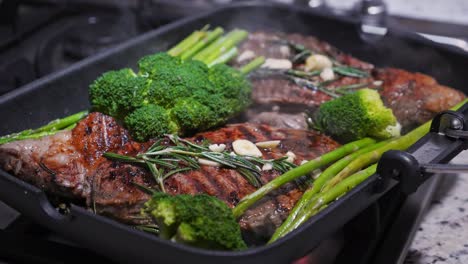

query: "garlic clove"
xmin=285 ymin=151 xmax=296 ymax=163
xmin=262 ymin=162 xmax=274 ymax=171
xmin=255 ymin=140 xmax=281 ymax=149
xmin=261 ymin=58 xmax=293 ymax=70
xmin=208 ymin=143 xmax=226 ymax=153
xmin=320 ymin=67 xmax=335 ymax=81
xmin=305 ymin=54 xmax=333 ymax=71
xmin=198 ymin=158 xmax=221 ymax=167
xmin=232 ymin=139 xmax=263 ymax=157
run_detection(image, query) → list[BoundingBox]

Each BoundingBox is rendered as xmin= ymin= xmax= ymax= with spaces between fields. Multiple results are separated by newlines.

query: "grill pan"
xmin=1 ymin=2 xmax=468 ymax=264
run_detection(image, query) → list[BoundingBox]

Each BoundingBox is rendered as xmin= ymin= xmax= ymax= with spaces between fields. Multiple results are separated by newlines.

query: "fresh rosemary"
xmin=104 ymin=135 xmax=297 ymax=190
xmin=136 ymin=224 xmax=160 ymax=235
xmin=332 ymin=66 xmax=369 ymax=78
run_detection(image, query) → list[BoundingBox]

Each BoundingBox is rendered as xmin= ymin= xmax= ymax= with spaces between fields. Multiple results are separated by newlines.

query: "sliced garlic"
xmin=373 ymin=80 xmax=384 ymax=86
xmin=255 ymin=140 xmax=281 ymax=149
xmin=237 ymin=50 xmax=255 ymax=62
xmin=261 ymin=58 xmax=293 ymax=70
xmin=320 ymin=67 xmax=335 ymax=81
xmin=262 ymin=162 xmax=274 ymax=171
xmin=279 ymin=45 xmax=290 ymax=57
xmin=285 ymin=151 xmax=296 ymax=163
xmin=198 ymin=158 xmax=221 ymax=167
xmin=305 ymin=54 xmax=333 ymax=71
xmin=232 ymin=139 xmax=263 ymax=157
xmin=208 ymin=143 xmax=226 ymax=153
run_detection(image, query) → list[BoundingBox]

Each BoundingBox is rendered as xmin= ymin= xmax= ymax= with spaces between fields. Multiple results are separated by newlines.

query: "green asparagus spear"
xmin=193 ymin=29 xmax=248 ymax=64
xmin=207 ymin=47 xmax=238 ymax=67
xmin=239 ymin=57 xmax=266 ymax=75
xmin=167 ymin=26 xmax=209 ymax=57
xmin=270 ymin=98 xmax=468 ymax=241
xmin=271 ymin=138 xmax=392 ymax=239
xmin=0 ymin=110 xmax=89 ymax=144
xmin=269 ymin=164 xmax=378 ymax=242
xmin=179 ymin=27 xmax=224 ymax=60
xmin=232 ymin=137 xmax=377 ymax=218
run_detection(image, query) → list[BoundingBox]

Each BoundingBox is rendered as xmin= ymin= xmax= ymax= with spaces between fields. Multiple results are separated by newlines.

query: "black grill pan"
xmin=1 ymin=2 xmax=468 ymax=264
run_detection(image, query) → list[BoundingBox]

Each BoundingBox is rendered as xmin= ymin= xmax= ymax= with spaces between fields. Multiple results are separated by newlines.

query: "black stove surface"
xmin=0 ymin=0 xmax=200 ymax=96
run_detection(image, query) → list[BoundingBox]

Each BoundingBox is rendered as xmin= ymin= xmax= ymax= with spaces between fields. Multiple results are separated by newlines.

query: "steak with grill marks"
xmin=0 ymin=112 xmax=340 ymax=239
xmin=237 ymin=32 xmax=465 ymax=131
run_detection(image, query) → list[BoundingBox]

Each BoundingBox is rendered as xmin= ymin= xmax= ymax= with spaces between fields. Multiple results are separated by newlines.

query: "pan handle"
xmin=377 ymin=102 xmax=468 ymax=195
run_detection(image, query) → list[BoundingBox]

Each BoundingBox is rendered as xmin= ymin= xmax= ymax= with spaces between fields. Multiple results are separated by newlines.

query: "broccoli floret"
xmin=142 ymin=193 xmax=247 ymax=251
xmin=138 ymin=53 xmax=182 ymax=79
xmin=192 ymin=91 xmax=233 ymax=119
xmin=139 ymin=53 xmax=212 ymax=90
xmin=89 ymin=68 xmax=150 ymax=119
xmin=170 ymin=98 xmax=213 ymax=133
xmin=90 ymin=52 xmax=253 ymax=141
xmin=124 ymin=104 xmax=179 ymax=141
xmin=312 ymin=88 xmax=400 ymax=142
xmin=208 ymin=64 xmax=252 ymax=111
xmin=147 ymin=82 xmax=191 ymax=108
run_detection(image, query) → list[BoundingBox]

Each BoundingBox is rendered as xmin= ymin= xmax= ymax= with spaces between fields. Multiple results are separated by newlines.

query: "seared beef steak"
xmin=375 ymin=68 xmax=465 ymax=131
xmin=238 ymin=32 xmax=465 ymax=131
xmin=0 ymin=112 xmax=339 ymax=238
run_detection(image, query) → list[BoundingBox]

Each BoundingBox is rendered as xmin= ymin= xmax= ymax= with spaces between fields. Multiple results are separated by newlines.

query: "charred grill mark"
xmin=39 ymin=161 xmax=56 ymax=179
xmin=236 ymin=125 xmax=257 ymax=142
xmin=196 ymin=168 xmax=223 ymax=197
xmin=209 ymin=168 xmax=238 ymax=201
xmin=258 ymin=124 xmax=273 ymax=139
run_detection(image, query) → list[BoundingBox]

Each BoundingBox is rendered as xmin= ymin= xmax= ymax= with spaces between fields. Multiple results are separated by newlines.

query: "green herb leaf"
xmin=333 ymin=66 xmax=369 ymax=78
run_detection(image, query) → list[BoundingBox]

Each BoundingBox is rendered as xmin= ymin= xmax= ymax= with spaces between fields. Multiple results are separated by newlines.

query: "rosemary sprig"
xmin=104 ymin=135 xmax=298 ymax=190
xmin=334 ymin=82 xmax=372 ymax=95
xmin=333 ymin=66 xmax=369 ymax=78
xmin=288 ymin=76 xmax=340 ymax=98
xmin=136 ymin=224 xmax=160 ymax=235
xmin=286 ymin=69 xmax=321 ymax=79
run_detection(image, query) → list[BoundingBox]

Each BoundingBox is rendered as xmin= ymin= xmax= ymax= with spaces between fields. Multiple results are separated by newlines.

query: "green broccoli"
xmin=89 ymin=51 xmax=261 ymax=142
xmin=138 ymin=53 xmax=182 ymax=79
xmin=311 ymin=88 xmax=400 ymax=142
xmin=139 ymin=53 xmax=212 ymax=91
xmin=208 ymin=64 xmax=252 ymax=111
xmin=170 ymin=98 xmax=213 ymax=133
xmin=89 ymin=68 xmax=150 ymax=119
xmin=142 ymin=193 xmax=247 ymax=251
xmin=124 ymin=104 xmax=179 ymax=141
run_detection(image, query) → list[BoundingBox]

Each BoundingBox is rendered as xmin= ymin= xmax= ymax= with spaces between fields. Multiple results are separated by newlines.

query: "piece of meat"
xmin=246 ymin=110 xmax=308 ymax=130
xmin=235 ymin=32 xmax=373 ymax=70
xmin=375 ymin=68 xmax=466 ymax=131
xmin=239 ymin=31 xmax=465 ymax=131
xmin=0 ymin=112 xmax=340 ymax=239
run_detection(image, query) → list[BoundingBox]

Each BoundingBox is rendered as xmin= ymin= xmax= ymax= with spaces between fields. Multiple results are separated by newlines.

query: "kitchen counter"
xmin=405 ymin=151 xmax=468 ymax=264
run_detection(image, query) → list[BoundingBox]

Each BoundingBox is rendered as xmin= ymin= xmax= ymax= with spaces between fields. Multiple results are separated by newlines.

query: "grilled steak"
xmin=237 ymin=32 xmax=465 ymax=131
xmin=375 ymin=68 xmax=465 ymax=130
xmin=0 ymin=112 xmax=339 ymax=240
